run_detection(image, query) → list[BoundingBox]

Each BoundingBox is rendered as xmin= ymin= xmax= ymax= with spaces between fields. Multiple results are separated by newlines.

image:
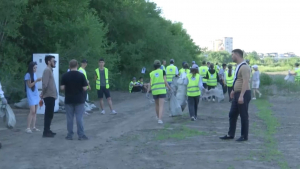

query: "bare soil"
xmin=0 ymin=90 xmax=298 ymax=169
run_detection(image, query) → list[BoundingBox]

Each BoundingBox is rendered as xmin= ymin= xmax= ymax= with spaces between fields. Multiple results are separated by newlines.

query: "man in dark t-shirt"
xmin=61 ymin=59 xmax=88 ymax=140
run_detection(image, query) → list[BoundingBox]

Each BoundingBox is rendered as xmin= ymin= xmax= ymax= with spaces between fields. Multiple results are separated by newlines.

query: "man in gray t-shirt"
xmin=99 ymin=69 xmax=106 ymax=87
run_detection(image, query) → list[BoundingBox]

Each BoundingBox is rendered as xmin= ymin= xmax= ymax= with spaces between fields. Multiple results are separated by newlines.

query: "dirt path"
xmin=0 ymin=91 xmax=288 ymax=169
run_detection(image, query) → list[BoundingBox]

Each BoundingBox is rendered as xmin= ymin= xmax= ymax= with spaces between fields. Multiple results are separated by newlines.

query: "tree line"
xmin=0 ymin=0 xmax=200 ymax=101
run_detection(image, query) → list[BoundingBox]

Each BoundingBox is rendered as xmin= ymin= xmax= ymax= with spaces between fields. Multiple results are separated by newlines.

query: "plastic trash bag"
xmin=14 ymin=98 xmax=29 ymax=109
xmin=169 ymin=92 xmax=183 ymax=117
xmin=0 ymin=104 xmax=16 ymax=128
xmin=176 ymin=76 xmax=187 ymax=111
xmin=201 ymin=84 xmax=224 ymax=103
xmin=284 ymin=75 xmax=294 ymax=83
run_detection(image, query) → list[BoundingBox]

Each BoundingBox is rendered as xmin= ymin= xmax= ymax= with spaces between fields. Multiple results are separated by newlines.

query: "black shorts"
xmin=97 ymin=87 xmax=111 ymax=99
xmin=153 ymin=94 xmax=166 ymax=100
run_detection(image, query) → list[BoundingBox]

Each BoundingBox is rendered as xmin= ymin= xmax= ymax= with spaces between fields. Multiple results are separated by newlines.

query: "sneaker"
xmin=111 ymin=110 xmax=117 ymax=115
xmin=43 ymin=133 xmax=55 ymax=138
xmin=212 ymin=99 xmax=215 ymax=102
xmin=252 ymin=98 xmax=256 ymax=100
xmin=84 ymin=112 xmax=90 ymax=115
xmin=65 ymin=136 xmax=73 ymax=140
xmin=32 ymin=128 xmax=40 ymax=132
xmin=191 ymin=117 xmax=195 ymax=121
xmin=25 ymin=128 xmax=32 ymax=134
xmin=259 ymin=93 xmax=262 ymax=98
xmin=78 ymin=135 xmax=89 ymax=140
xmin=158 ymin=120 xmax=163 ymax=124
xmin=101 ymin=110 xmax=105 ymax=114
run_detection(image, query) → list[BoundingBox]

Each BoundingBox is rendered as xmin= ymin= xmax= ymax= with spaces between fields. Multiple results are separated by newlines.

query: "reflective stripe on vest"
xmin=95 ymin=68 xmax=109 ymax=90
xmin=199 ymin=66 xmax=208 ymax=83
xmin=78 ymin=67 xmax=88 ymax=89
xmin=225 ymin=71 xmax=234 ymax=87
xmin=187 ymin=74 xmax=201 ymax=97
xmin=150 ymin=69 xmax=167 ymax=95
xmin=207 ymin=72 xmax=217 ymax=86
xmin=166 ymin=65 xmax=176 ymax=82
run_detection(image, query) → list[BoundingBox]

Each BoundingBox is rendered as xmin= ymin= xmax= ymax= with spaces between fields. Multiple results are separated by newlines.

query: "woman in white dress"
xmin=251 ymin=65 xmax=262 ymax=100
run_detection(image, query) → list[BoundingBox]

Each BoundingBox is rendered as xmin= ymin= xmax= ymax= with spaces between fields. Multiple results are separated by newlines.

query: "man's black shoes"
xmin=236 ymin=137 xmax=248 ymax=142
xmin=219 ymin=135 xmax=234 ymax=140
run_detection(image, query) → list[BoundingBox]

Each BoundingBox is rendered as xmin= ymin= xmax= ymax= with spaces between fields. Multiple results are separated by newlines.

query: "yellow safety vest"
xmin=187 ymin=74 xmax=201 ymax=97
xmin=225 ymin=71 xmax=234 ymax=87
xmin=95 ymin=68 xmax=109 ymax=90
xmin=129 ymin=81 xmax=138 ymax=93
xmin=295 ymin=69 xmax=300 ymax=82
xmin=207 ymin=72 xmax=217 ymax=86
xmin=214 ymin=65 xmax=219 ymax=73
xmin=199 ymin=66 xmax=208 ymax=83
xmin=166 ymin=65 xmax=177 ymax=82
xmin=179 ymin=68 xmax=190 ymax=75
xmin=150 ymin=69 xmax=167 ymax=95
xmin=78 ymin=67 xmax=89 ymax=89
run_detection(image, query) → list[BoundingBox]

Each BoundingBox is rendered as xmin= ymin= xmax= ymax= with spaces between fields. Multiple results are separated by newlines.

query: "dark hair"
xmin=183 ymin=63 xmax=189 ymax=69
xmin=25 ymin=62 xmax=37 ymax=92
xmin=222 ymin=63 xmax=227 ymax=67
xmin=44 ymin=55 xmax=55 ymax=65
xmin=170 ymin=60 xmax=174 ymax=64
xmin=232 ymin=49 xmax=244 ymax=58
xmin=207 ymin=62 xmax=210 ymax=64
xmin=209 ymin=63 xmax=214 ymax=70
xmin=228 ymin=64 xmax=233 ymax=77
xmin=216 ymin=63 xmax=218 ymax=65
xmin=139 ymin=77 xmax=143 ymax=80
xmin=295 ymin=63 xmax=299 ymax=67
xmin=202 ymin=61 xmax=206 ymax=65
xmin=154 ymin=64 xmax=161 ymax=69
xmin=99 ymin=58 xmax=105 ymax=62
xmin=190 ymin=68 xmax=198 ymax=77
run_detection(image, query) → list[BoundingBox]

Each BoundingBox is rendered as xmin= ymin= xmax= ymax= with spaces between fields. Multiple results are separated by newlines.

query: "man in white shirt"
xmin=0 ymin=82 xmax=7 ymax=149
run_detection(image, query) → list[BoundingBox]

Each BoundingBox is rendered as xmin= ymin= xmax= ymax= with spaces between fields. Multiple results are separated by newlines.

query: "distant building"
xmin=224 ymin=37 xmax=233 ymax=53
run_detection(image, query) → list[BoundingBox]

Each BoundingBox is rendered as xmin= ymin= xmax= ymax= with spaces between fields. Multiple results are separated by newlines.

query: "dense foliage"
xmin=0 ymin=0 xmax=200 ymax=101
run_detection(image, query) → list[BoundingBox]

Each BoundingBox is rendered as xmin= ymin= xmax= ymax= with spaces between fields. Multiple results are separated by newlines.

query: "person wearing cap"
xmin=138 ymin=77 xmax=149 ymax=93
xmin=205 ymin=63 xmax=219 ymax=102
xmin=0 ymin=81 xmax=8 ymax=149
xmin=160 ymin=60 xmax=166 ymax=71
xmin=146 ymin=60 xmax=172 ymax=124
xmin=251 ymin=65 xmax=262 ymax=100
xmin=78 ymin=59 xmax=91 ymax=97
xmin=184 ymin=64 xmax=204 ymax=121
xmin=190 ymin=61 xmax=196 ymax=68
xmin=179 ymin=62 xmax=190 ymax=77
xmin=199 ymin=61 xmax=209 ymax=89
xmin=129 ymin=77 xmax=141 ymax=93
xmin=289 ymin=63 xmax=300 ymax=83
xmin=166 ymin=59 xmax=179 ymax=85
xmin=95 ymin=58 xmax=117 ymax=115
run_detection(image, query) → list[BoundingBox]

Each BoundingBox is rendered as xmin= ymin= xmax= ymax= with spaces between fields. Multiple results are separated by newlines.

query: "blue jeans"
xmin=65 ymin=103 xmax=85 ymax=137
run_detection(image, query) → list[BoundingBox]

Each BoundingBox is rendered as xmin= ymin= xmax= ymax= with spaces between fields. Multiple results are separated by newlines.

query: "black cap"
xmin=81 ymin=59 xmax=87 ymax=63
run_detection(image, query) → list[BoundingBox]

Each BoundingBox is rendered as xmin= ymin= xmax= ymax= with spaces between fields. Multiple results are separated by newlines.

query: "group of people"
xmin=146 ymin=49 xmax=253 ymax=141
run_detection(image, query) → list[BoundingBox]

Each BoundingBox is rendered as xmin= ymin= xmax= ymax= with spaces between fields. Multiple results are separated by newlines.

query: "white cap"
xmin=252 ymin=65 xmax=258 ymax=68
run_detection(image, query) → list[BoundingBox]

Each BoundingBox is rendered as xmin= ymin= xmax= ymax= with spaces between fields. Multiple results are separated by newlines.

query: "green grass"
xmin=259 ymin=65 xmax=290 ymax=73
xmin=155 ymin=125 xmax=208 ymax=140
xmin=253 ymin=99 xmax=289 ymax=169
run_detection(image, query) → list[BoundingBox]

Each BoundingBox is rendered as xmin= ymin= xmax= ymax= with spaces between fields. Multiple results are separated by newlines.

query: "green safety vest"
xmin=129 ymin=81 xmax=138 ymax=93
xmin=166 ymin=65 xmax=177 ymax=82
xmin=161 ymin=65 xmax=166 ymax=71
xmin=214 ymin=65 xmax=219 ymax=73
xmin=225 ymin=71 xmax=234 ymax=87
xmin=207 ymin=72 xmax=217 ymax=86
xmin=138 ymin=80 xmax=143 ymax=85
xmin=179 ymin=68 xmax=190 ymax=75
xmin=295 ymin=69 xmax=300 ymax=82
xmin=78 ymin=67 xmax=89 ymax=89
xmin=199 ymin=66 xmax=208 ymax=83
xmin=95 ymin=67 xmax=109 ymax=90
xmin=150 ymin=69 xmax=167 ymax=95
xmin=187 ymin=74 xmax=201 ymax=97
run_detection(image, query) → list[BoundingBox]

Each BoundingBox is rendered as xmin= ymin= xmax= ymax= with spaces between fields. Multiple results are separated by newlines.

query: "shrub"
xmin=260 ymin=73 xmax=273 ymax=86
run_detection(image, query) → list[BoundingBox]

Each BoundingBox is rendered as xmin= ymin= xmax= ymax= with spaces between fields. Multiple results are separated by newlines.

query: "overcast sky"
xmin=150 ymin=0 xmax=300 ymax=55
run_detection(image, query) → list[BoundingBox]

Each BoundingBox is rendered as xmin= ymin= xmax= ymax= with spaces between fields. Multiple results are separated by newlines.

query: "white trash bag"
xmin=169 ymin=93 xmax=183 ymax=117
xmin=284 ymin=75 xmax=294 ymax=83
xmin=14 ymin=98 xmax=29 ymax=109
xmin=176 ymin=76 xmax=187 ymax=111
xmin=201 ymin=84 xmax=224 ymax=103
xmin=0 ymin=104 xmax=16 ymax=128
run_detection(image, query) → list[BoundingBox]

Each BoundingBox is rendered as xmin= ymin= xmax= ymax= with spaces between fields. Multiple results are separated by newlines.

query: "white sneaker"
xmin=111 ymin=110 xmax=117 ymax=115
xmin=84 ymin=112 xmax=90 ymax=115
xmin=158 ymin=120 xmax=163 ymax=124
xmin=25 ymin=128 xmax=32 ymax=134
xmin=212 ymin=99 xmax=215 ymax=102
xmin=101 ymin=110 xmax=105 ymax=114
xmin=252 ymin=98 xmax=256 ymax=100
xmin=32 ymin=128 xmax=40 ymax=132
xmin=259 ymin=94 xmax=262 ymax=98
xmin=191 ymin=117 xmax=195 ymax=121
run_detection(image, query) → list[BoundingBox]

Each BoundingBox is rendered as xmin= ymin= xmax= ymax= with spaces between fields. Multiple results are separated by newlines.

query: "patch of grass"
xmin=259 ymin=66 xmax=290 ymax=73
xmin=253 ymin=99 xmax=289 ymax=169
xmin=155 ymin=125 xmax=208 ymax=140
xmin=227 ymin=166 xmax=235 ymax=169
